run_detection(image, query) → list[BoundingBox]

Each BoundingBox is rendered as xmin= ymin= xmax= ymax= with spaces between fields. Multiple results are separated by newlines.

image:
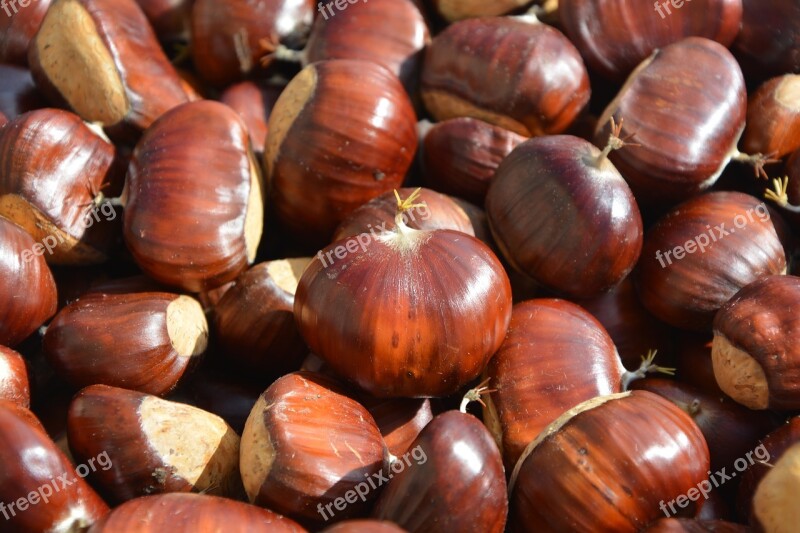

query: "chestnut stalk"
xmin=294 ymin=189 xmax=512 ymax=397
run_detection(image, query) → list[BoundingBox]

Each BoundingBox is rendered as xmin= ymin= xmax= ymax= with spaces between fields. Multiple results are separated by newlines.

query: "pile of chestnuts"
xmin=1 ymin=0 xmax=799 ymax=531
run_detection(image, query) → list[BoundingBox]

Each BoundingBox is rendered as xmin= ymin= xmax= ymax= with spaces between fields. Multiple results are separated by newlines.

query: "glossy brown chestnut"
xmin=43 ymin=292 xmax=208 ymax=395
xmin=265 ymin=60 xmax=417 ymax=243
xmin=430 ymin=0 xmax=532 ymax=21
xmin=220 ymin=81 xmax=283 ymax=154
xmin=332 ymin=187 xmax=474 ymax=242
xmin=302 ymin=0 xmax=429 ymax=92
xmin=0 ymin=0 xmax=52 ymax=65
xmin=124 ymin=100 xmax=264 ymax=292
xmin=752 ymin=441 xmax=800 ymax=533
xmin=0 ymin=401 xmax=109 ymax=531
xmin=240 ymin=372 xmax=389 ymax=523
xmin=0 ymin=108 xmax=120 ymax=264
xmin=373 ymin=410 xmax=507 ymax=533
xmin=68 ymin=384 xmax=242 ymax=503
xmin=741 ymin=75 xmax=800 ymax=159
xmin=87 ymin=493 xmax=306 ymax=532
xmin=711 ymin=275 xmax=800 ymax=410
xmin=362 ymin=397 xmax=434 ymax=458
xmin=642 ymin=518 xmax=748 ymax=532
xmin=191 ymin=0 xmax=314 ymax=87
xmin=0 ymin=345 xmax=29 ymax=407
xmin=733 ymin=0 xmax=800 ymax=82
xmin=486 ymin=133 xmax=643 ymax=298
xmin=509 ymin=391 xmax=710 ymax=531
xmin=294 ymin=191 xmax=512 ymax=397
xmin=559 ymin=0 xmax=742 ymax=81
xmin=421 ymin=15 xmax=590 ymax=137
xmin=134 ymin=0 xmax=191 ymax=49
xmin=29 ymin=0 xmax=190 ymax=130
xmin=420 ymin=117 xmax=526 ymax=205
xmin=595 ymin=38 xmax=748 ymax=205
xmin=213 ymin=258 xmax=310 ymax=377
xmin=636 ymin=192 xmax=786 ymax=331
xmin=0 ymin=215 xmax=57 ymax=347
xmin=321 ymin=520 xmax=407 ymax=533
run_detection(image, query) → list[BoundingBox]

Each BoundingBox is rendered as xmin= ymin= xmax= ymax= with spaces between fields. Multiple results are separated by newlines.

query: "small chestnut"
xmin=742 ymin=74 xmax=800 ymax=159
xmin=0 ymin=345 xmax=29 ymax=407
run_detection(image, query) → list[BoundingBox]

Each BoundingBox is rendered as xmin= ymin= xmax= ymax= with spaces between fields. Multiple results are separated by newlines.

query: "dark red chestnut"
xmin=240 ymin=372 xmax=389 ymax=523
xmin=373 ymin=409 xmax=507 ymax=533
xmin=742 ymin=75 xmax=800 ymax=160
xmin=420 ymin=117 xmax=526 ymax=205
xmin=134 ymin=0 xmax=191 ymax=49
xmin=0 ymin=345 xmax=29 ymax=407
xmin=219 ymin=81 xmax=283 ymax=154
xmin=0 ymin=401 xmax=109 ymax=531
xmin=265 ymin=59 xmax=417 ymax=243
xmin=559 ymin=0 xmax=742 ymax=81
xmin=674 ymin=334 xmax=725 ymax=396
xmin=636 ymin=192 xmax=786 ymax=331
xmin=642 ymin=518 xmax=748 ymax=532
xmin=0 ymin=0 xmax=52 ymax=65
xmin=43 ymin=292 xmax=208 ymax=395
xmin=321 ymin=520 xmax=407 ymax=533
xmin=87 ymin=493 xmax=306 ymax=532
xmin=422 ymin=14 xmax=590 ymax=136
xmin=509 ymin=391 xmax=710 ymax=531
xmin=213 ymin=258 xmax=310 ymax=377
xmin=486 ymin=125 xmax=643 ymax=298
xmin=68 ymin=384 xmax=242 ymax=503
xmin=430 ymin=0 xmax=532 ymax=21
xmin=124 ymin=100 xmax=264 ymax=291
xmin=733 ymin=0 xmax=800 ymax=82
xmin=0 ymin=215 xmax=57 ymax=347
xmin=361 ymin=397 xmax=434 ymax=458
xmin=29 ymin=0 xmax=191 ymax=130
xmin=294 ymin=190 xmax=512 ymax=397
xmin=751 ymin=441 xmax=800 ymax=532
xmin=711 ymin=275 xmax=800 ymax=410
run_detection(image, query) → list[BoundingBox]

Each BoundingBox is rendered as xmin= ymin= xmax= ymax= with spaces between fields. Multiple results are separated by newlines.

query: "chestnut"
xmin=733 ymin=0 xmax=800 ymax=82
xmin=430 ymin=0 xmax=532 ymax=21
xmin=741 ymin=75 xmax=800 ymax=160
xmin=595 ymin=38 xmax=754 ymax=206
xmin=265 ymin=59 xmax=417 ymax=243
xmin=87 ymin=493 xmax=306 ymax=532
xmin=0 ymin=214 xmax=58 ymax=347
xmin=43 ymin=292 xmax=208 ymax=396
xmin=673 ymin=334 xmax=726 ymax=397
xmin=559 ymin=0 xmax=742 ymax=81
xmin=124 ymin=100 xmax=264 ymax=292
xmin=134 ymin=0 xmax=192 ymax=50
xmin=636 ymin=191 xmax=786 ymax=331
xmin=421 ymin=14 xmax=590 ymax=137
xmin=332 ymin=187 xmax=474 ymax=242
xmin=486 ymin=125 xmax=643 ymax=298
xmin=294 ymin=190 xmax=512 ymax=397
xmin=420 ymin=117 xmax=526 ymax=205
xmin=321 ymin=520 xmax=407 ymax=533
xmin=0 ymin=0 xmax=52 ymax=66
xmin=68 ymin=384 xmax=242 ymax=503
xmin=184 ymin=367 xmax=265 ymax=434
xmin=212 ymin=258 xmax=311 ymax=378
xmin=0 ymin=345 xmax=29 ymax=407
xmin=240 ymin=371 xmax=389 ymax=524
xmin=361 ymin=397 xmax=434 ymax=458
xmin=751 ymin=441 xmax=800 ymax=532
xmin=0 ymin=401 xmax=109 ymax=531
xmin=0 ymin=108 xmax=120 ymax=264
xmin=711 ymin=275 xmax=800 ymax=410
xmin=29 ymin=0 xmax=191 ymax=130
xmin=509 ymin=391 xmax=710 ymax=531
xmin=373 ymin=410 xmax=507 ymax=533
xmin=219 ymin=81 xmax=283 ymax=154
xmin=642 ymin=518 xmax=748 ymax=532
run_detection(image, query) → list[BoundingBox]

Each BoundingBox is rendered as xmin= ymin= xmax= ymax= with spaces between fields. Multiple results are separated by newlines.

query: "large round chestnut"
xmin=636 ymin=192 xmax=786 ymax=331
xmin=509 ymin=391 xmax=710 ymax=531
xmin=265 ymin=60 xmax=417 ymax=243
xmin=0 ymin=345 xmax=29 ymax=407
xmin=421 ymin=15 xmax=590 ymax=137
xmin=0 ymin=215 xmax=57 ymax=347
xmin=373 ymin=410 xmax=507 ymax=533
xmin=559 ymin=0 xmax=742 ymax=81
xmin=124 ymin=100 xmax=264 ymax=292
xmin=486 ymin=133 xmax=642 ymax=298
xmin=294 ymin=191 xmax=512 ymax=397
xmin=711 ymin=275 xmax=800 ymax=410
xmin=595 ymin=37 xmax=748 ymax=205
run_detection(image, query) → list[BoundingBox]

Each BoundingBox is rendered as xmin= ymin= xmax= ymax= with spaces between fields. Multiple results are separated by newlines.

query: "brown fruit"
xmin=742 ymin=74 xmax=800 ymax=159
xmin=0 ymin=345 xmax=29 ymax=407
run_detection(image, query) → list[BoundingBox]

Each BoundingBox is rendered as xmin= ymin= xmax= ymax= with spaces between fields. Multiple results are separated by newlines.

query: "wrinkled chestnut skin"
xmin=0 ymin=345 xmax=29 ymax=407
xmin=559 ymin=0 xmax=742 ymax=81
xmin=0 ymin=215 xmax=57 ymax=347
xmin=0 ymin=402 xmax=109 ymax=532
xmin=642 ymin=518 xmax=749 ymax=532
xmin=421 ymin=16 xmax=590 ymax=137
xmin=734 ymin=0 xmax=800 ymax=82
xmin=596 ymin=38 xmax=746 ymax=206
xmin=87 ymin=493 xmax=306 ymax=533
xmin=712 ymin=275 xmax=800 ymax=410
xmin=421 ymin=117 xmax=526 ymax=205
xmin=742 ymin=75 xmax=800 ymax=159
xmin=373 ymin=411 xmax=507 ymax=533
xmin=510 ymin=391 xmax=710 ymax=532
xmin=636 ymin=192 xmax=786 ymax=331
xmin=485 ymin=299 xmax=623 ymax=471
xmin=486 ymin=135 xmax=642 ymax=298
